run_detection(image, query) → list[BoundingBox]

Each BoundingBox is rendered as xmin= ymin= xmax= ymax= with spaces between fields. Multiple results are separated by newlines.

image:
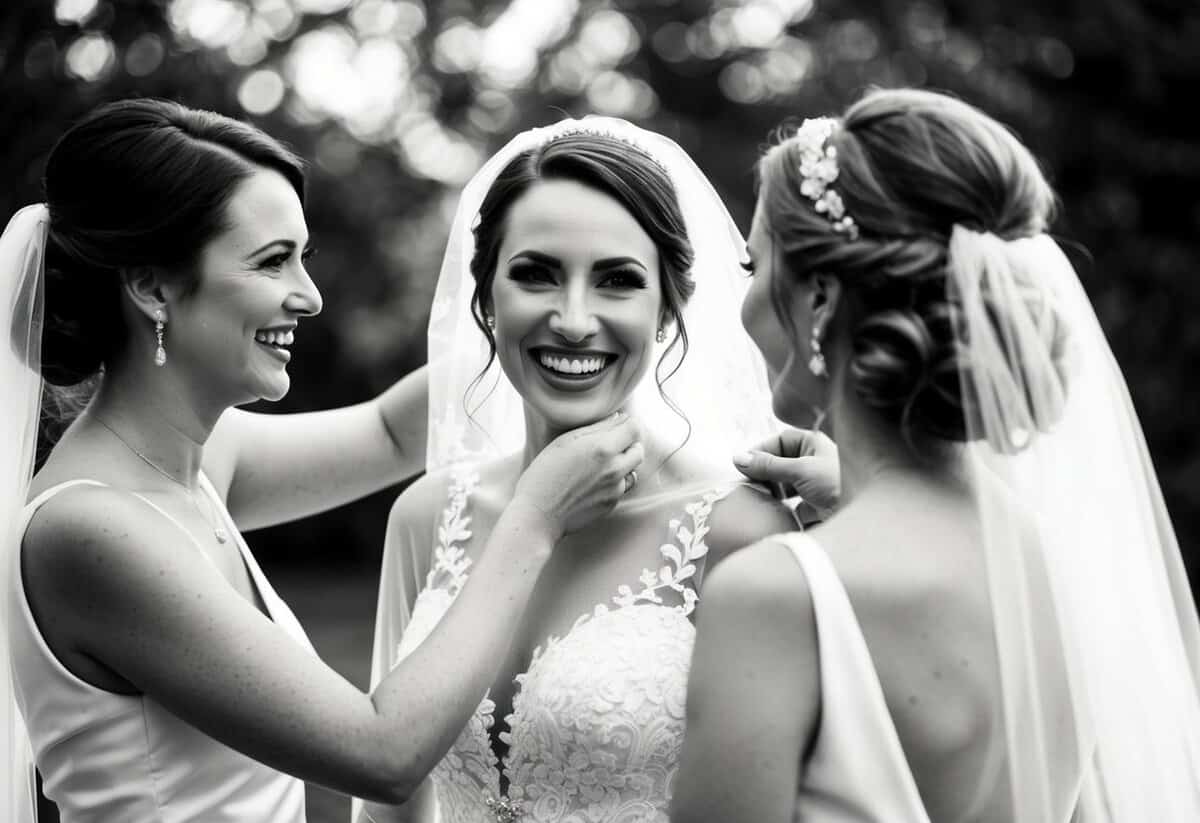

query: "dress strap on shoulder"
xmin=774 ymin=531 xmax=933 ymax=822
xmin=25 ymin=478 xmax=107 ymax=510
xmin=612 ymin=484 xmax=735 ymax=617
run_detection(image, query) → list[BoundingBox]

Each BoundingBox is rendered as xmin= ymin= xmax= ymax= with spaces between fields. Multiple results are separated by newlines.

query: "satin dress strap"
xmin=774 ymin=531 xmax=932 ymax=823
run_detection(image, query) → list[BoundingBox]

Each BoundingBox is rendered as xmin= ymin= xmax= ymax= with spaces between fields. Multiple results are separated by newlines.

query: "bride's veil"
xmin=353 ymin=117 xmax=779 ymax=822
xmin=1 ymin=203 xmax=51 ymax=822
xmin=951 ymin=225 xmax=1200 ymax=819
xmin=425 ymin=116 xmax=778 ymax=472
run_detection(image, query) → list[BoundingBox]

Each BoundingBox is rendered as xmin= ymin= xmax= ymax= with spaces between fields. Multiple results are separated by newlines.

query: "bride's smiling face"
xmin=490 ymin=178 xmax=663 ymax=431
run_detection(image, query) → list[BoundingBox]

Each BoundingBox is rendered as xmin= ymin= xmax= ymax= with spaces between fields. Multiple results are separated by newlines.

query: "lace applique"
xmin=408 ymin=482 xmax=737 ymax=822
xmin=612 ymin=486 xmax=732 ymax=617
xmin=427 ymin=463 xmax=480 ymax=597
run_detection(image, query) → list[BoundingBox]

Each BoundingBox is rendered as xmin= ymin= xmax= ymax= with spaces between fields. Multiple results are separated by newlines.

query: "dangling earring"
xmin=655 ymin=327 xmax=666 ymax=344
xmin=154 ymin=309 xmax=167 ymax=367
xmin=485 ymin=315 xmax=496 ymax=331
xmin=808 ymin=325 xmax=826 ymax=378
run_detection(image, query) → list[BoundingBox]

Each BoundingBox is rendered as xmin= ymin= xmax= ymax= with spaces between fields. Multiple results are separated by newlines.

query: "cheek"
xmin=742 ymin=278 xmax=790 ymax=370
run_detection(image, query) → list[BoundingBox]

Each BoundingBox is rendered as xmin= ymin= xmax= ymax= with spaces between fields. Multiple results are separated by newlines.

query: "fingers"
xmin=732 ymin=449 xmax=797 ymax=484
xmin=610 ymin=439 xmax=645 ymax=480
xmin=742 ymin=428 xmax=837 ymax=464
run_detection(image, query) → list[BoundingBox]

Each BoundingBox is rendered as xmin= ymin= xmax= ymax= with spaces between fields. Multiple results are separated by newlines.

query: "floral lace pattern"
xmin=398 ymin=475 xmax=731 ymax=822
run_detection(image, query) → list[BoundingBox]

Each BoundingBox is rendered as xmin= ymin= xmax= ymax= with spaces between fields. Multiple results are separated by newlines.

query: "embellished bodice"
xmin=397 ymin=466 xmax=731 ymax=823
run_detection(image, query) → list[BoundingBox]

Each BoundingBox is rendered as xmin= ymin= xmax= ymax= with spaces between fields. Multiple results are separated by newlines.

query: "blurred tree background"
xmin=3 ymin=0 xmax=1197 ymax=819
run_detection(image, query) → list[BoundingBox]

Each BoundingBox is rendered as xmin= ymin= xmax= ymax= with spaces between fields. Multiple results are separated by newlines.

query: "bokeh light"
xmin=238 ymin=67 xmax=286 ymax=114
xmin=124 ymin=33 xmax=166 ymax=77
xmin=55 ymin=0 xmax=100 ymax=26
xmin=64 ymin=33 xmax=116 ymax=82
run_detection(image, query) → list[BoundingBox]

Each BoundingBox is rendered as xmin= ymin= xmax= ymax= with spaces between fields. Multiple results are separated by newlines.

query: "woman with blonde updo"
xmin=673 ymin=89 xmax=1200 ymax=822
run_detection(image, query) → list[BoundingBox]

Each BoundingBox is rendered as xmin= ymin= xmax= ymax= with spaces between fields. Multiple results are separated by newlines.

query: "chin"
xmin=253 ymin=375 xmax=291 ymax=403
xmin=530 ymin=396 xmax=620 ymax=432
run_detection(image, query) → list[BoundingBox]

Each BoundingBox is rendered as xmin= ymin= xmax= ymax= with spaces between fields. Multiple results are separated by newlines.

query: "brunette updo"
xmin=468 ymin=129 xmax=696 ymax=408
xmin=40 ymin=98 xmax=305 ymax=386
xmin=758 ymin=88 xmax=1070 ymax=446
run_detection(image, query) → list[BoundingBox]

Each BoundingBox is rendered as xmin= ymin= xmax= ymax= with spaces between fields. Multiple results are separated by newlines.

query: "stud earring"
xmin=808 ymin=326 xmax=826 ymax=378
xmin=485 ymin=315 xmax=496 ymax=331
xmin=655 ymin=327 xmax=667 ymax=344
xmin=154 ymin=309 xmax=167 ymax=367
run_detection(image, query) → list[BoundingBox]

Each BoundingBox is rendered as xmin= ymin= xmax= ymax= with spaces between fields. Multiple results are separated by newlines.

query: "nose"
xmin=285 ymin=262 xmax=323 ymax=317
xmin=548 ymin=283 xmax=597 ymax=343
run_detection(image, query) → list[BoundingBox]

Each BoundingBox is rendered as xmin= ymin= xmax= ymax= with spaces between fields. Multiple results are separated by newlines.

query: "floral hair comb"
xmin=793 ymin=117 xmax=859 ymax=240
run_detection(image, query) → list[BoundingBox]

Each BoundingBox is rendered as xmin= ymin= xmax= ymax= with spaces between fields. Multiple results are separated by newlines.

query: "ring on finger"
xmin=623 ymin=470 xmax=638 ymax=494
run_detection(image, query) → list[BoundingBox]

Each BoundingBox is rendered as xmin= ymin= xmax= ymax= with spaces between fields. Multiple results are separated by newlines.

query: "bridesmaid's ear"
xmin=807 ymin=273 xmax=842 ymax=337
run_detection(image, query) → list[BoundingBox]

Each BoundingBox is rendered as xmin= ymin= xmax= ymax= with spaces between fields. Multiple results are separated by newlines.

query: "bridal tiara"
xmin=538 ymin=122 xmax=670 ymax=174
xmin=792 ymin=117 xmax=859 ymax=240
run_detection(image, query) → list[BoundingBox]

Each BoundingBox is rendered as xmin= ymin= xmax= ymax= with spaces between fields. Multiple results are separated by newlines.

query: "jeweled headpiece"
xmin=538 ymin=122 xmax=669 ymax=174
xmin=792 ymin=117 xmax=859 ymax=240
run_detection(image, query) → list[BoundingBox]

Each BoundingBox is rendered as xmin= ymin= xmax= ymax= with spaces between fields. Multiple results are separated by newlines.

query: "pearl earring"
xmin=154 ymin=310 xmax=167 ymax=367
xmin=808 ymin=326 xmax=826 ymax=378
xmin=485 ymin=315 xmax=496 ymax=331
xmin=655 ymin=328 xmax=666 ymax=344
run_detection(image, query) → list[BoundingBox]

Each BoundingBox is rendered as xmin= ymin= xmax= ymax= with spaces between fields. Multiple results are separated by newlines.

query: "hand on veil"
xmin=510 ymin=412 xmax=644 ymax=538
xmin=733 ymin=429 xmax=840 ymax=521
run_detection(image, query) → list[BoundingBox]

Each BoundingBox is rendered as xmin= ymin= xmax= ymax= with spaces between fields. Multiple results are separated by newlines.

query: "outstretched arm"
xmin=671 ymin=540 xmax=820 ymax=823
xmin=204 ymin=366 xmax=429 ymax=531
xmin=25 ymin=413 xmax=643 ymax=804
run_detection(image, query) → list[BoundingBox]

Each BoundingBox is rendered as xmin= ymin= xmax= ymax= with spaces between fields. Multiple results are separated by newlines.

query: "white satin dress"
xmin=9 ymin=476 xmax=309 ymax=822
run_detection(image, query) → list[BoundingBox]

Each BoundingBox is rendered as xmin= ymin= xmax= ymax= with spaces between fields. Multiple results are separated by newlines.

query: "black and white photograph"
xmin=2 ymin=0 xmax=1198 ymax=820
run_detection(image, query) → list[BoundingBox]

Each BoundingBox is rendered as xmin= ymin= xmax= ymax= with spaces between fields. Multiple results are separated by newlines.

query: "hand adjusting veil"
xmin=950 ymin=226 xmax=1200 ymax=819
xmin=425 ymin=116 xmax=778 ymax=472
xmin=1 ymin=204 xmax=50 ymax=822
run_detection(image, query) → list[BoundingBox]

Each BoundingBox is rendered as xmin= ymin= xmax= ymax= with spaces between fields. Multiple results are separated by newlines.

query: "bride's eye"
xmin=598 ymin=268 xmax=648 ymax=290
xmin=508 ymin=262 xmax=556 ymax=285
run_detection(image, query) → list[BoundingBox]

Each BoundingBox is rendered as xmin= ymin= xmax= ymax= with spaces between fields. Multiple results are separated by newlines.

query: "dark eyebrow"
xmin=245 ymin=239 xmax=298 ymax=260
xmin=593 ymin=257 xmax=648 ymax=272
xmin=506 ymin=251 xmax=649 ymax=272
xmin=508 ymin=250 xmax=561 ymax=267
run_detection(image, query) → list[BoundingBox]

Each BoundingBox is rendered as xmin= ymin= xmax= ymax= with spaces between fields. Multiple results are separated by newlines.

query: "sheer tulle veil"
xmin=354 ymin=115 xmax=779 ymax=823
xmin=1 ymin=203 xmax=49 ymax=822
xmin=950 ymin=225 xmax=1200 ymax=818
xmin=426 ymin=116 xmax=778 ymax=472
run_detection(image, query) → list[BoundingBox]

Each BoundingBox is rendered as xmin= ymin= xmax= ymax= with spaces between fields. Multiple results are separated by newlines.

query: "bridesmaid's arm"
xmin=671 ymin=540 xmax=820 ymax=823
xmin=205 ymin=366 xmax=428 ymax=530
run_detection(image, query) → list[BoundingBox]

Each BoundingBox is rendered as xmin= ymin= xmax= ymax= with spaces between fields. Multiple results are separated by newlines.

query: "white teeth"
xmin=537 ymin=352 xmax=608 ymax=375
xmin=255 ymin=329 xmax=295 ymax=347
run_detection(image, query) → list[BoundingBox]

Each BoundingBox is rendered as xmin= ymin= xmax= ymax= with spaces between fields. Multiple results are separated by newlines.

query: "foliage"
xmin=2 ymin=0 xmax=1197 ymax=590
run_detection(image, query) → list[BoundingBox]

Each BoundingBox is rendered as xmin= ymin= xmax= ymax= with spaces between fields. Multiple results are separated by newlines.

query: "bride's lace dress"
xmin=390 ymin=464 xmax=733 ymax=823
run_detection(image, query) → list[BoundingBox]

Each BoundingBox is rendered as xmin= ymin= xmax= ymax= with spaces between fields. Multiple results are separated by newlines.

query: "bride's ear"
xmin=120 ymin=265 xmax=174 ymax=324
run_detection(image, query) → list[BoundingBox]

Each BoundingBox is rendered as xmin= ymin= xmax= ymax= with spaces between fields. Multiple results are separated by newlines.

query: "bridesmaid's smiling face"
xmin=490 ymin=178 xmax=664 ymax=433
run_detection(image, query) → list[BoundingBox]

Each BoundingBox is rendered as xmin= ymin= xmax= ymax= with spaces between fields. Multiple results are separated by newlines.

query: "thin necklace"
xmin=91 ymin=415 xmax=230 ymax=544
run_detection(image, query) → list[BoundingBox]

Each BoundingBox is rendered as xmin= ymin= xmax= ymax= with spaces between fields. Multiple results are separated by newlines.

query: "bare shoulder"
xmin=700 ymin=536 xmax=812 ymax=625
xmin=704 ymin=483 xmax=800 ymax=568
xmin=21 ymin=485 xmax=224 ymax=670
xmin=386 ymin=465 xmax=463 ymax=529
xmin=24 ymin=483 xmax=172 ymax=580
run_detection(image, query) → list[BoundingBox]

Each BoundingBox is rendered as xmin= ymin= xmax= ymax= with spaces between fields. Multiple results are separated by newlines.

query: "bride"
xmin=356 ymin=119 xmax=798 ymax=822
